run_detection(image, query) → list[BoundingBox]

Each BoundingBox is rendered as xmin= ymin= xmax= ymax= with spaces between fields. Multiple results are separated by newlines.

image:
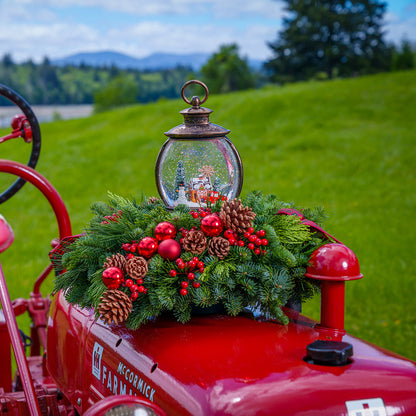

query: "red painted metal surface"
xmin=0 ymin=114 xmax=32 ymax=144
xmin=0 ymin=159 xmax=72 ymax=415
xmin=0 ymin=310 xmax=13 ymax=392
xmin=0 ymin=160 xmax=72 ymax=239
xmin=47 ymin=292 xmax=416 ymax=415
xmin=0 ymin=262 xmax=42 ymax=416
xmin=0 ymin=214 xmax=14 ymax=252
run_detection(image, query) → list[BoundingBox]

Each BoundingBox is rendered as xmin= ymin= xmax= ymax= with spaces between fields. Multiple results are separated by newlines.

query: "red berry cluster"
xmin=224 ymin=227 xmax=268 ymax=256
xmin=121 ymin=241 xmax=138 ymax=253
xmin=124 ymin=278 xmax=147 ymax=301
xmin=189 ymin=208 xmax=212 ymax=219
xmin=170 ymin=256 xmax=204 ymax=296
xmin=101 ymin=210 xmax=123 ymax=225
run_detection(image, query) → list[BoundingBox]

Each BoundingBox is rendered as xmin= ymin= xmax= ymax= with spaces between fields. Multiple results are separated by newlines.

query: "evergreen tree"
xmin=174 ymin=161 xmax=186 ymax=200
xmin=266 ymin=0 xmax=392 ymax=82
xmin=201 ymin=44 xmax=256 ymax=93
xmin=392 ymin=39 xmax=415 ymax=71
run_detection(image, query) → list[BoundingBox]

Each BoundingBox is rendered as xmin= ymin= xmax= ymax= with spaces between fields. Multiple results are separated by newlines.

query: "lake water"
xmin=0 ymin=105 xmax=94 ymax=128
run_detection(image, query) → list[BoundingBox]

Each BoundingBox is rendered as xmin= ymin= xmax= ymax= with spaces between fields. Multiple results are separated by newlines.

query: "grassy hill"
xmin=1 ymin=70 xmax=415 ymax=360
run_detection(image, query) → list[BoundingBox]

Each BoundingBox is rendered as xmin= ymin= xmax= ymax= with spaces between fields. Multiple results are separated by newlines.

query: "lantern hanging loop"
xmin=181 ymin=80 xmax=209 ymax=106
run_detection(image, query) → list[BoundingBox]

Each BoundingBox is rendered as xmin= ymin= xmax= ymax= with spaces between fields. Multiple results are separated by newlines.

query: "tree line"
xmin=0 ymin=55 xmax=192 ymax=108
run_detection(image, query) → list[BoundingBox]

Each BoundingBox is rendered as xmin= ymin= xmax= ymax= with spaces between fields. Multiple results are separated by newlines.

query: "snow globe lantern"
xmin=155 ymin=80 xmax=243 ymax=209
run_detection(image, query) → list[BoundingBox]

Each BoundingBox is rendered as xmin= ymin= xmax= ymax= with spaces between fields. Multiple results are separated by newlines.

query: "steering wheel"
xmin=0 ymin=84 xmax=41 ymax=203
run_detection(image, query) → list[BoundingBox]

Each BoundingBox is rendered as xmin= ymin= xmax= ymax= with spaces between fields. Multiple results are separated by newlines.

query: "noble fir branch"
xmin=223 ymin=292 xmax=244 ymax=316
xmin=226 ymin=246 xmax=252 ymax=263
xmin=173 ymin=295 xmax=193 ymax=323
xmin=236 ymin=275 xmax=258 ymax=297
xmin=301 ymin=205 xmax=327 ymax=225
xmin=62 ymin=270 xmax=91 ymax=306
xmin=90 ymin=201 xmax=114 ymax=218
xmin=268 ymin=244 xmax=298 ymax=268
xmin=86 ymin=269 xmax=108 ymax=306
xmin=193 ymin=284 xmax=212 ymax=307
xmin=53 ymin=267 xmax=82 ymax=293
xmin=210 ymin=283 xmax=227 ymax=303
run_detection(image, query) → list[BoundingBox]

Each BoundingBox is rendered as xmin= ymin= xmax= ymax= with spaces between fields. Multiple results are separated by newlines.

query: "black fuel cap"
xmin=305 ymin=340 xmax=353 ymax=366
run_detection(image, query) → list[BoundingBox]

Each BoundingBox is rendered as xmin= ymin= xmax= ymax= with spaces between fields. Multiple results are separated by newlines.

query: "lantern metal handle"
xmin=181 ymin=80 xmax=209 ymax=106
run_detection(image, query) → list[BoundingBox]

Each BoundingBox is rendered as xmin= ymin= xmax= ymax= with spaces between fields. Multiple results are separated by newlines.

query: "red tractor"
xmin=0 ymin=83 xmax=415 ymax=416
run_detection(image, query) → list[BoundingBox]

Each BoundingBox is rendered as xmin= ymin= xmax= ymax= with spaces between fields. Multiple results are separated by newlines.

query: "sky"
xmin=0 ymin=0 xmax=415 ymax=63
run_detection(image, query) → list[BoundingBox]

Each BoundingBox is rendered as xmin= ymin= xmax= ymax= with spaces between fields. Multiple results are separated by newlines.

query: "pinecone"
xmin=125 ymin=256 xmax=148 ymax=280
xmin=208 ymin=237 xmax=230 ymax=259
xmin=97 ymin=290 xmax=132 ymax=325
xmin=103 ymin=253 xmax=127 ymax=271
xmin=182 ymin=230 xmax=207 ymax=254
xmin=219 ymin=199 xmax=256 ymax=234
xmin=146 ymin=196 xmax=160 ymax=204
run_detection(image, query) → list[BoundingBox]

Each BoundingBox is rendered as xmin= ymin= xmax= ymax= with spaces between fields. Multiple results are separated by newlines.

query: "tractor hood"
xmin=47 ymin=291 xmax=416 ymax=415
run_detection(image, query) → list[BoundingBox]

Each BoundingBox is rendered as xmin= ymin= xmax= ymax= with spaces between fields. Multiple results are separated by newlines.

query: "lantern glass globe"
xmin=156 ymin=137 xmax=241 ymax=209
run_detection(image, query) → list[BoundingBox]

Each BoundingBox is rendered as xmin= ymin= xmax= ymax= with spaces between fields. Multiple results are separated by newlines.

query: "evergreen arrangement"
xmin=52 ymin=191 xmax=329 ymax=329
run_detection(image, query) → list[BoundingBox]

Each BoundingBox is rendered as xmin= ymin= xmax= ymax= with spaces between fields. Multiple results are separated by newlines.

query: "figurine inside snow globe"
xmin=155 ymin=80 xmax=243 ymax=209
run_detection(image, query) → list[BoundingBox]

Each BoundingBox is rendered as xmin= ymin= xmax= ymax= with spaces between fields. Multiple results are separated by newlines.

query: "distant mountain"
xmin=52 ymin=51 xmax=210 ymax=71
xmin=52 ymin=50 xmax=264 ymax=71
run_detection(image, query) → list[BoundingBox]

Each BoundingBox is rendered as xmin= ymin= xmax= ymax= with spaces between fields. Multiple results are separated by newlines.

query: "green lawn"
xmin=1 ymin=70 xmax=415 ymax=360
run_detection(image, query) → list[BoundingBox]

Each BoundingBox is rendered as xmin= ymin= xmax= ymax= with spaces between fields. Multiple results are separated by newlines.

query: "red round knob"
xmin=306 ymin=243 xmax=363 ymax=281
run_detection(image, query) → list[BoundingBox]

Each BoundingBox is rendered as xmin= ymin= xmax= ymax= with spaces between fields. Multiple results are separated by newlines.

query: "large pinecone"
xmin=97 ymin=290 xmax=132 ymax=325
xmin=125 ymin=256 xmax=148 ymax=280
xmin=219 ymin=199 xmax=256 ymax=235
xmin=208 ymin=237 xmax=230 ymax=259
xmin=103 ymin=253 xmax=126 ymax=271
xmin=182 ymin=230 xmax=207 ymax=254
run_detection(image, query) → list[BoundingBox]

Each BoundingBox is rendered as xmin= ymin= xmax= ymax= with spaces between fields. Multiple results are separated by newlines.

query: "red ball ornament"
xmin=155 ymin=222 xmax=177 ymax=241
xmin=137 ymin=237 xmax=158 ymax=258
xmin=200 ymin=214 xmax=223 ymax=237
xmin=158 ymin=239 xmax=181 ymax=261
xmin=102 ymin=267 xmax=124 ymax=289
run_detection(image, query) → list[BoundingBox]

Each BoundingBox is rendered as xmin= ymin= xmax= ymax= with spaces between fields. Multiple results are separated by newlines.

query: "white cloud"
xmin=385 ymin=11 xmax=416 ymax=43
xmin=107 ymin=21 xmax=275 ymax=60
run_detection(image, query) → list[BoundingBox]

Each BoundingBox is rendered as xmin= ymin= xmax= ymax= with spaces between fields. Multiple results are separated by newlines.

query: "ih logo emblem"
xmin=92 ymin=342 xmax=104 ymax=380
xmin=346 ymin=398 xmax=387 ymax=416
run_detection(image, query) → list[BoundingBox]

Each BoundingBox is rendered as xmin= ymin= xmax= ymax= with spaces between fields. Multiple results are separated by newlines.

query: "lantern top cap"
xmin=164 ymin=79 xmax=230 ymax=139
